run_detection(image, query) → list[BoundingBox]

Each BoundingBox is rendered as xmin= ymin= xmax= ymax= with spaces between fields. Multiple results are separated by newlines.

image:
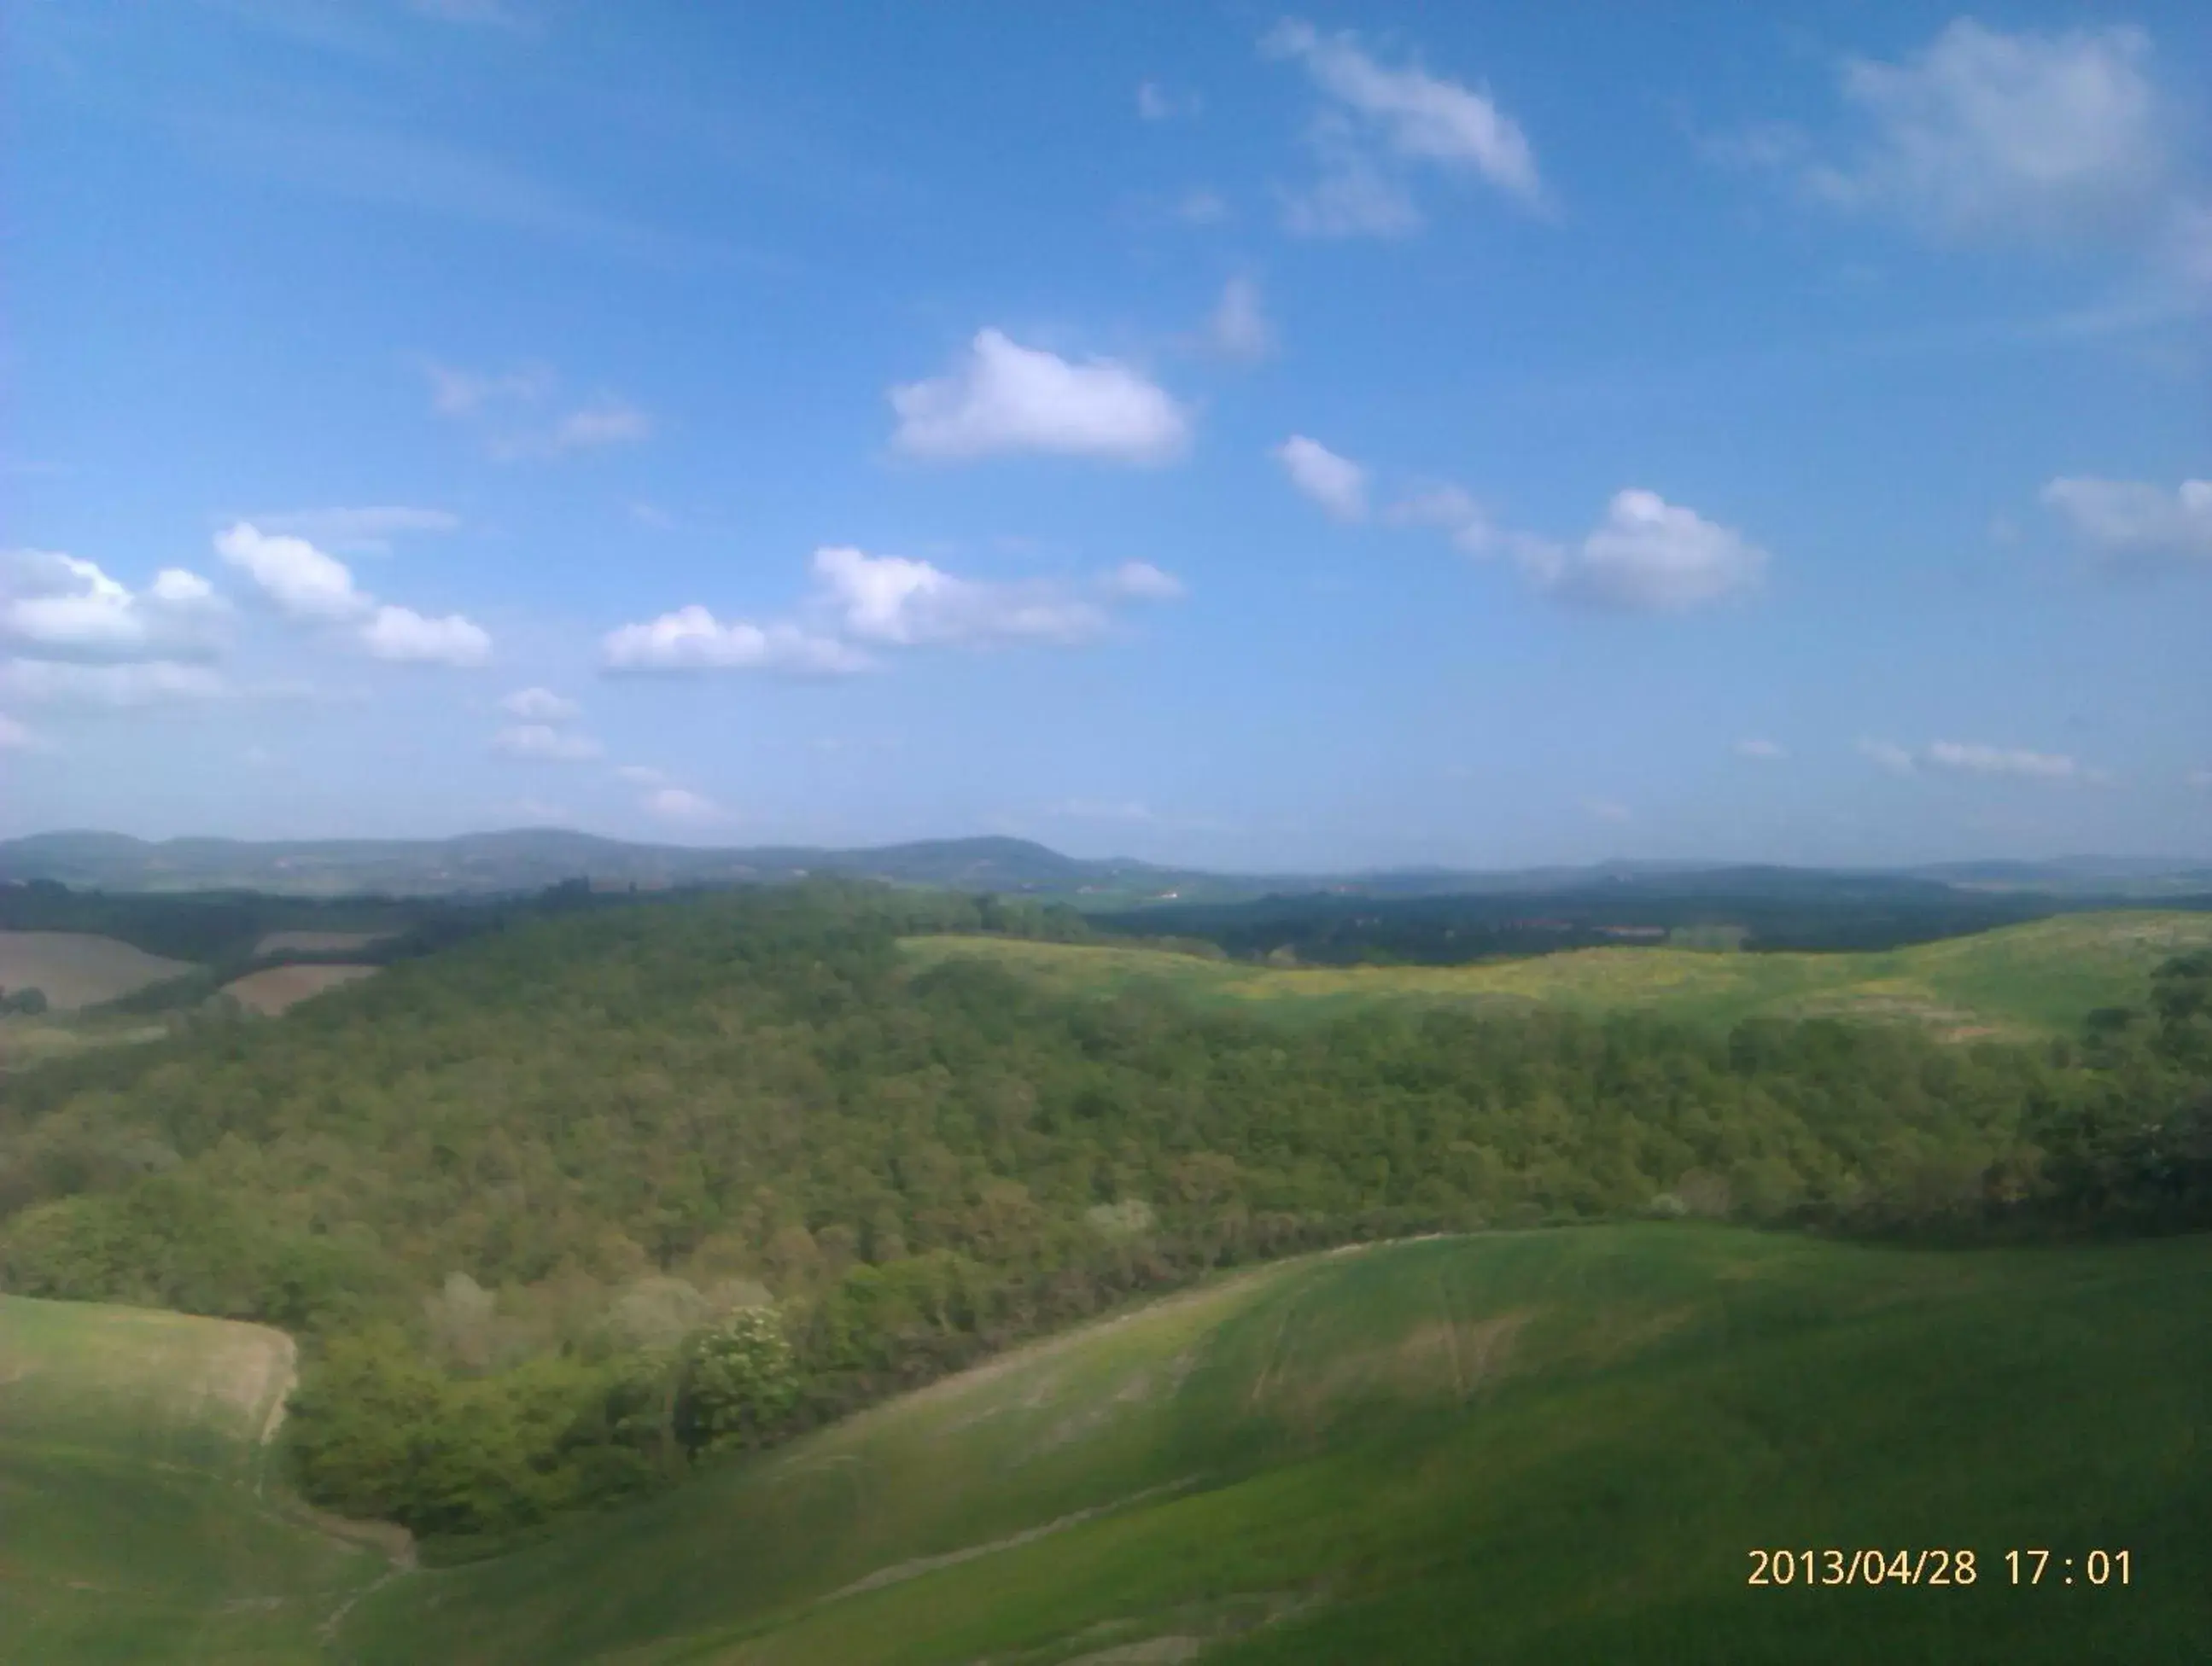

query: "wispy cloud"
xmin=1264 ymin=18 xmax=1544 ymax=237
xmin=248 ymin=506 xmax=459 ymax=556
xmin=420 ymin=360 xmax=651 ymax=461
xmin=2041 ymin=476 xmax=2212 ymax=571
xmin=1275 ymin=435 xmax=1369 ymax=521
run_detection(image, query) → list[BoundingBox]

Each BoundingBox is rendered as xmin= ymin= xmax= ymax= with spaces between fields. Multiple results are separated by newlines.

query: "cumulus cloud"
xmin=423 ymin=359 xmax=651 ymax=460
xmin=2 ymin=550 xmax=229 ymax=663
xmin=1859 ymin=737 xmax=2084 ymax=781
xmin=216 ymin=522 xmax=491 ymax=665
xmin=0 ymin=659 xmax=233 ymax=708
xmin=1275 ymin=435 xmax=1369 ymax=521
xmin=2041 ymin=477 xmax=2212 ymax=568
xmin=217 ymin=523 xmax=372 ymax=620
xmin=1809 ymin=20 xmax=2170 ymax=246
xmin=492 ymin=723 xmax=603 ymax=761
xmin=1206 ymin=277 xmax=1276 ymax=362
xmin=603 ymin=607 xmax=873 ymax=675
xmin=605 ymin=547 xmax=1184 ymax=674
xmin=360 ymin=605 xmax=493 ymax=666
xmin=1264 ymin=18 xmax=1543 ymax=236
xmin=250 ymin=506 xmax=459 ymax=555
xmin=501 ymin=685 xmax=581 ymax=722
xmin=1734 ymin=738 xmax=1789 ymax=760
xmin=889 ymin=329 xmax=1192 ymax=465
xmin=1543 ymin=491 xmax=1767 ymax=612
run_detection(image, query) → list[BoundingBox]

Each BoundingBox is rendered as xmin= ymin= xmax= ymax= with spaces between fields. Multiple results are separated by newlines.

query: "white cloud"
xmin=1264 ymin=18 xmax=1542 ymax=236
xmin=1810 ymin=20 xmax=2169 ymax=245
xmin=501 ymin=685 xmax=581 ymax=722
xmin=1548 ymin=490 xmax=1768 ymax=612
xmin=518 ymin=396 xmax=651 ymax=459
xmin=2041 ymin=477 xmax=2212 ymax=568
xmin=812 ymin=545 xmax=1111 ymax=646
xmin=603 ymin=606 xmax=872 ymax=675
xmin=615 ymin=763 xmax=668 ymax=786
xmin=643 ymin=786 xmax=722 ymax=824
xmin=360 ymin=604 xmax=493 ymax=666
xmin=1275 ymin=435 xmax=1369 ymax=521
xmin=1266 ymin=20 xmax=1541 ymax=196
xmin=1206 ymin=277 xmax=1276 ymax=363
xmin=607 ymin=545 xmax=1183 ymax=675
xmin=1 ymin=550 xmax=229 ymax=663
xmin=1386 ymin=484 xmax=1495 ymax=552
xmin=1173 ymin=188 xmax=1229 ymax=225
xmin=0 ymin=659 xmax=232 ymax=708
xmin=423 ymin=359 xmax=553 ymax=416
xmin=251 ymin=506 xmax=459 ymax=555
xmin=1102 ymin=561 xmax=1186 ymax=602
xmin=1137 ymin=82 xmax=1200 ymax=122
xmin=889 ymin=329 xmax=1192 ymax=465
xmin=1859 ymin=737 xmax=2085 ymax=782
xmin=0 ymin=711 xmax=38 ymax=749
xmin=217 ymin=523 xmax=371 ymax=620
xmin=492 ymin=723 xmax=603 ymax=761
xmin=423 ymin=360 xmax=651 ymax=460
xmin=1276 ymin=117 xmax=1423 ymax=237
xmin=1734 ymin=738 xmax=1789 ymax=761
xmin=215 ymin=522 xmax=490 ymax=664
xmin=1924 ymin=740 xmax=2080 ymax=781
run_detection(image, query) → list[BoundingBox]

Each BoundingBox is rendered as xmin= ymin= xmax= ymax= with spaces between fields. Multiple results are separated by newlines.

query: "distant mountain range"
xmin=3 ymin=829 xmax=2209 ymax=906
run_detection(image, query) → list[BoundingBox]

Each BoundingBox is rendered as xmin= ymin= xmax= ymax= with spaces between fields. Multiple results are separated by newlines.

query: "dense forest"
xmin=2 ymin=883 xmax=2205 ymax=1547
xmin=1100 ymin=880 xmax=2212 ymax=963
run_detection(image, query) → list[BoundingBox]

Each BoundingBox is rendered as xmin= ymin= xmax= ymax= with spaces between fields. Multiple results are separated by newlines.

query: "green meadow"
xmin=313 ymin=1225 xmax=2212 ymax=1664
xmin=902 ymin=910 xmax=2212 ymax=1040
xmin=0 ymin=1296 xmax=393 ymax=1663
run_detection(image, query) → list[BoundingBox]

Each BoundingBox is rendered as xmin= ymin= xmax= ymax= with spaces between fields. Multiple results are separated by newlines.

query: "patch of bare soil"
xmin=221 ymin=963 xmax=379 ymax=1015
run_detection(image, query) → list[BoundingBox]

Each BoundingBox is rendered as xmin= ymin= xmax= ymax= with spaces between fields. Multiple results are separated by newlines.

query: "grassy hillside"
xmin=0 ymin=1295 xmax=393 ymax=1662
xmin=330 ymin=1225 xmax=2212 ymax=1664
xmin=0 ymin=929 xmax=196 ymax=1010
xmin=905 ymin=910 xmax=2212 ymax=1040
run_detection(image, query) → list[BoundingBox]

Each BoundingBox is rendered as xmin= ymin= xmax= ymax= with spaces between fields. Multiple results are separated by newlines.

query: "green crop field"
xmin=0 ymin=1296 xmax=395 ymax=1663
xmin=315 ymin=1225 xmax=2212 ymax=1665
xmin=902 ymin=910 xmax=2212 ymax=1040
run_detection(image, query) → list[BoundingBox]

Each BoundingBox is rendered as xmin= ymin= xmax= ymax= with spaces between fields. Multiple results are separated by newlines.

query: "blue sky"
xmin=4 ymin=1 xmax=2209 ymax=870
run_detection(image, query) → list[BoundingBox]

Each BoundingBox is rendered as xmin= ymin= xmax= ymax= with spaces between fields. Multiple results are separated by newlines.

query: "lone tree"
xmin=675 ymin=1307 xmax=800 ymax=1460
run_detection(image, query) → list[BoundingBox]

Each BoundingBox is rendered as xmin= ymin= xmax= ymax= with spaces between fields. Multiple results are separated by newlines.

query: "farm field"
xmin=0 ymin=1295 xmax=393 ymax=1663
xmin=903 ymin=910 xmax=2212 ymax=1040
xmin=329 ymin=1225 xmax=2212 ymax=1664
xmin=0 ymin=929 xmax=196 ymax=1011
xmin=220 ymin=964 xmax=382 ymax=1016
xmin=250 ymin=931 xmax=396 ymax=958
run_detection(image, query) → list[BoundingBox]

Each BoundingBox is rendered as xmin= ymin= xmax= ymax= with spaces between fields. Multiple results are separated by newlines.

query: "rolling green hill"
xmin=902 ymin=910 xmax=2212 ymax=1040
xmin=286 ymin=1225 xmax=2207 ymax=1663
xmin=0 ymin=1295 xmax=394 ymax=1662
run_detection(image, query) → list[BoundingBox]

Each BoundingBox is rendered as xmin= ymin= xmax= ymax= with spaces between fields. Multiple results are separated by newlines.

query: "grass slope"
xmin=0 ymin=1296 xmax=392 ymax=1662
xmin=903 ymin=910 xmax=2212 ymax=1040
xmin=339 ymin=1226 xmax=2212 ymax=1665
xmin=0 ymin=929 xmax=196 ymax=1010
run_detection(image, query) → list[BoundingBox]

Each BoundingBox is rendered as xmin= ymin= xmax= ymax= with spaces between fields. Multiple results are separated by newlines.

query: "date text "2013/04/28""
xmin=1748 ymin=1549 xmax=2133 ymax=1587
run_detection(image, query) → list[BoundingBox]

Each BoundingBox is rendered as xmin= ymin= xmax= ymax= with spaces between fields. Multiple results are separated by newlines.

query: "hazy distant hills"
xmin=2 ymin=828 xmax=2209 ymax=906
